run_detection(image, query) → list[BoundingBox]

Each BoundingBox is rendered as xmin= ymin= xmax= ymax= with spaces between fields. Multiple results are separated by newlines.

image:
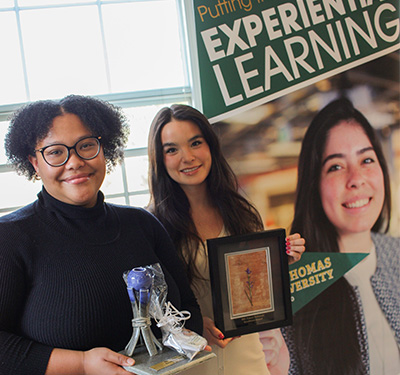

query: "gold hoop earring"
xmin=34 ymin=172 xmax=41 ymax=181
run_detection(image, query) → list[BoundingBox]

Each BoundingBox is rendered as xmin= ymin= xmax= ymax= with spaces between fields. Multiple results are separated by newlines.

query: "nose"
xmin=65 ymin=149 xmax=85 ymax=169
xmin=346 ymin=166 xmax=365 ymax=189
xmin=181 ymin=147 xmax=195 ymax=163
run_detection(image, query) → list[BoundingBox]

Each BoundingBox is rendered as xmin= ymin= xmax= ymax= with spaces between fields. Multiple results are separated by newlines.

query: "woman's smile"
xmin=319 ymin=121 xmax=384 ymax=237
xmin=62 ymin=173 xmax=93 ymax=184
xmin=162 ymin=119 xmax=212 ymax=191
xmin=180 ymin=165 xmax=202 ymax=175
xmin=29 ymin=113 xmax=106 ymax=207
xmin=342 ymin=197 xmax=371 ymax=209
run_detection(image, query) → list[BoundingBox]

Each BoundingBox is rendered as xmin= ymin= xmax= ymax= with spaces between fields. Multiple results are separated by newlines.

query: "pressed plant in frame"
xmin=244 ymin=267 xmax=254 ymax=307
xmin=226 ymin=248 xmax=273 ymax=318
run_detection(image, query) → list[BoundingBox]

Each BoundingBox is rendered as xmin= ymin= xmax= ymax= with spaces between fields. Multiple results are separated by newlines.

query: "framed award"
xmin=207 ymin=229 xmax=292 ymax=338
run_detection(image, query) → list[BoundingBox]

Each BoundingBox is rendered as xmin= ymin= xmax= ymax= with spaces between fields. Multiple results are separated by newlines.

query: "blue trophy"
xmin=125 ymin=267 xmax=163 ymax=357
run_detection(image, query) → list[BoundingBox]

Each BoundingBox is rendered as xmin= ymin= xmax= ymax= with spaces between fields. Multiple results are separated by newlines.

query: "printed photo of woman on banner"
xmin=206 ymin=52 xmax=399 ymax=374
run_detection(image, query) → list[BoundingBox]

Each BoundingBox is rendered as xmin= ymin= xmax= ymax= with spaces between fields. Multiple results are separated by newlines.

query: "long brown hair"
xmin=290 ymin=97 xmax=391 ymax=374
xmin=148 ymin=104 xmax=263 ymax=284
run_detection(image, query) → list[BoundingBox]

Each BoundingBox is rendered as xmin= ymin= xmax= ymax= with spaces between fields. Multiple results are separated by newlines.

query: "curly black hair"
xmin=5 ymin=95 xmax=129 ymax=180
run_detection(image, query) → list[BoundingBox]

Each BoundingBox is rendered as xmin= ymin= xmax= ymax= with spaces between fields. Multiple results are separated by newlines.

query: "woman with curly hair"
xmin=282 ymin=98 xmax=400 ymax=374
xmin=1 ymin=95 xmax=203 ymax=375
xmin=147 ymin=104 xmax=306 ymax=375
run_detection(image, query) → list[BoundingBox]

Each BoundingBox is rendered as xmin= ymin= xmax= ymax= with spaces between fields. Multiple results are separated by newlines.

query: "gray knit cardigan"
xmin=282 ymin=232 xmax=400 ymax=374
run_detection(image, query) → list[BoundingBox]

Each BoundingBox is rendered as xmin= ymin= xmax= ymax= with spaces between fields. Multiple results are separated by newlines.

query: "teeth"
xmin=182 ymin=167 xmax=198 ymax=173
xmin=345 ymin=199 xmax=369 ymax=208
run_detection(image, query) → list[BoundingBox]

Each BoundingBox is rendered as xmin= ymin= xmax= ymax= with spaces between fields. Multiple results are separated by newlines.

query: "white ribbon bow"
xmin=155 ymin=301 xmax=191 ymax=334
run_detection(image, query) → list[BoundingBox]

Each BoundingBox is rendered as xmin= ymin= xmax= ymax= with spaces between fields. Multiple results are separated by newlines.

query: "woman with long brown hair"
xmin=147 ymin=104 xmax=305 ymax=374
xmin=283 ymin=98 xmax=399 ymax=374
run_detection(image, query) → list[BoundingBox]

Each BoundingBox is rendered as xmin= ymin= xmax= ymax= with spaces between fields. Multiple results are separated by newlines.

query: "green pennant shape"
xmin=289 ymin=252 xmax=368 ymax=314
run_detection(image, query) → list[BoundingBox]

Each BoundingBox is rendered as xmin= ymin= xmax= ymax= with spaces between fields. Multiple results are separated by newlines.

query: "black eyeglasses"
xmin=34 ymin=136 xmax=102 ymax=167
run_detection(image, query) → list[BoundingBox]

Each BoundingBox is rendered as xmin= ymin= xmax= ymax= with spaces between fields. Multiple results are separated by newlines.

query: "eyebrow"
xmin=322 ymin=146 xmax=375 ymax=166
xmin=42 ymin=135 xmax=93 ymax=148
xmin=162 ymin=134 xmax=203 ymax=148
xmin=162 ymin=142 xmax=175 ymax=148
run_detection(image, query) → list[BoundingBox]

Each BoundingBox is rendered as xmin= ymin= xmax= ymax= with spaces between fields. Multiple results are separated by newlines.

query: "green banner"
xmin=289 ymin=252 xmax=368 ymax=314
xmin=193 ymin=0 xmax=400 ymax=121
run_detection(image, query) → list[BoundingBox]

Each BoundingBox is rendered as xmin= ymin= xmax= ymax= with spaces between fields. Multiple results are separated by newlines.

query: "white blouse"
xmin=182 ymin=227 xmax=270 ymax=375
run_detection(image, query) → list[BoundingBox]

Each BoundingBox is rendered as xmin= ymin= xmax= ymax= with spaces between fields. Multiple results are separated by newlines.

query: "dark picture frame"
xmin=207 ymin=229 xmax=292 ymax=338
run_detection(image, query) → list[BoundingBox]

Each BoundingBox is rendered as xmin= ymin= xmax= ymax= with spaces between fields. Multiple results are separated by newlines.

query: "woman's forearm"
xmin=45 ymin=348 xmax=84 ymax=375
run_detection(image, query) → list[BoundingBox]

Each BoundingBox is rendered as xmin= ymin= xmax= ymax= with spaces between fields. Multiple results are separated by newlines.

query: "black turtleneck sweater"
xmin=0 ymin=188 xmax=202 ymax=375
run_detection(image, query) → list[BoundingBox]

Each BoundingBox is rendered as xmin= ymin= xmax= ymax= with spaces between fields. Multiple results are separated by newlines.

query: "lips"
xmin=343 ymin=198 xmax=370 ymax=209
xmin=181 ymin=166 xmax=200 ymax=174
xmin=63 ymin=173 xmax=91 ymax=184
